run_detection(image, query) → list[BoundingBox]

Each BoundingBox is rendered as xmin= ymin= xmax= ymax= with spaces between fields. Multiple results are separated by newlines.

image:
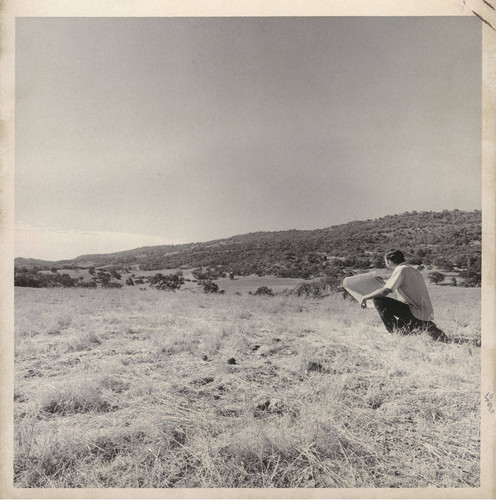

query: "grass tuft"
xmin=40 ymin=383 xmax=113 ymax=415
xmin=65 ymin=330 xmax=102 ymax=352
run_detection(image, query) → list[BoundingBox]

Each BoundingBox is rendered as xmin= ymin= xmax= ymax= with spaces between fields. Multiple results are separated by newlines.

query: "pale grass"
xmin=14 ymin=285 xmax=480 ymax=488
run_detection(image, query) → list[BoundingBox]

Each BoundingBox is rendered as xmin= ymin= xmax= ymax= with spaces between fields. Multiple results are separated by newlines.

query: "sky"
xmin=15 ymin=17 xmax=481 ymax=260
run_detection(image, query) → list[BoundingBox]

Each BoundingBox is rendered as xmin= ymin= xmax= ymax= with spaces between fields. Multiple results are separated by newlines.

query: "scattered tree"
xmin=428 ymin=272 xmax=445 ymax=285
xmin=201 ymin=280 xmax=220 ymax=294
xmin=110 ymin=269 xmax=122 ymax=280
xmin=459 ymin=268 xmax=481 ymax=287
xmin=149 ymin=273 xmax=185 ymax=291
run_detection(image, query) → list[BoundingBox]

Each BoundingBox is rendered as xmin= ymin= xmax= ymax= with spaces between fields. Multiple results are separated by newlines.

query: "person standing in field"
xmin=360 ymin=249 xmax=448 ymax=341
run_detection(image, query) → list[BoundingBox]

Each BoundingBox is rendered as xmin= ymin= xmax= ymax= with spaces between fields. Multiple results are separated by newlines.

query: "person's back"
xmin=387 ymin=264 xmax=434 ymax=321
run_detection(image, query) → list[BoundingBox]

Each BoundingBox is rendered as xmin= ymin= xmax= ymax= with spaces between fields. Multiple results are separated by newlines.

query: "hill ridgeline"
xmin=15 ymin=210 xmax=481 ymax=280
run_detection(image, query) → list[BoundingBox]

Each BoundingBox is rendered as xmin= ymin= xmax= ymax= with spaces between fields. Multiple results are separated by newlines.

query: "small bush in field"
xmin=200 ymin=280 xmax=221 ymax=294
xmin=149 ymin=273 xmax=184 ymax=291
xmin=429 ymin=271 xmax=445 ymax=285
xmin=110 ymin=270 xmax=122 ymax=280
xmin=102 ymin=281 xmax=123 ymax=289
xmin=254 ymin=286 xmax=274 ymax=296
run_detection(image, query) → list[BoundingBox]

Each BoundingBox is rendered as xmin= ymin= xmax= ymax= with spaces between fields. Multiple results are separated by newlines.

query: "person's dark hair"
xmin=385 ymin=249 xmax=405 ymax=264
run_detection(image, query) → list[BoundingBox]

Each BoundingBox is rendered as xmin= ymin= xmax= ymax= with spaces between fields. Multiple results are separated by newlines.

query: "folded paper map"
xmin=343 ymin=272 xmax=385 ymax=308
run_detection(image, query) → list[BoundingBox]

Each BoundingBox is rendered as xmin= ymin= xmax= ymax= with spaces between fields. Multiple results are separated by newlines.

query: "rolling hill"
xmin=15 ymin=210 xmax=481 ymax=279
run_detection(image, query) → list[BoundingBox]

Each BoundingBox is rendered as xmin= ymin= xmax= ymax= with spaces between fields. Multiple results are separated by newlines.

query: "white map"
xmin=343 ymin=272 xmax=385 ymax=308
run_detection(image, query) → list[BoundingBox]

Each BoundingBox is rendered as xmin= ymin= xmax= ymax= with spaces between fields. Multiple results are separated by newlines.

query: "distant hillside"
xmin=15 ymin=210 xmax=481 ymax=278
xmin=15 ymin=257 xmax=58 ymax=268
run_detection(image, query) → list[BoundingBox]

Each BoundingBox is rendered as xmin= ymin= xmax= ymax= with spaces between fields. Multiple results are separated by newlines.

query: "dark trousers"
xmin=373 ymin=297 xmax=447 ymax=341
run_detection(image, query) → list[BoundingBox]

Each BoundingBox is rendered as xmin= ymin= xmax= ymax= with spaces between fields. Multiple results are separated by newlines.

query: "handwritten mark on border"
xmin=484 ymin=393 xmax=495 ymax=414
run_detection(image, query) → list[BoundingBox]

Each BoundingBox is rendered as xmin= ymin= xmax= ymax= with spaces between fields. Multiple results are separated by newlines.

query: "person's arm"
xmin=360 ymin=287 xmax=391 ymax=309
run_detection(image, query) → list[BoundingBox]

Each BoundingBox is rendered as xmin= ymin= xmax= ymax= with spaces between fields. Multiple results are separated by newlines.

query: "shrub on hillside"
xmin=14 ymin=273 xmax=45 ymax=288
xmin=433 ymin=258 xmax=455 ymax=272
xmin=110 ymin=270 xmax=122 ymax=280
xmin=355 ymin=257 xmax=371 ymax=269
xmin=59 ymin=274 xmax=77 ymax=287
xmin=254 ymin=286 xmax=274 ymax=296
xmin=459 ymin=269 xmax=481 ymax=287
xmin=192 ymin=266 xmax=226 ymax=281
xmin=95 ymin=271 xmax=111 ymax=285
xmin=294 ymin=274 xmax=343 ymax=298
xmin=372 ymin=256 xmax=386 ymax=268
xmin=200 ymin=280 xmax=221 ymax=294
xmin=14 ymin=270 xmax=78 ymax=288
xmin=149 ymin=273 xmax=185 ymax=291
xmin=102 ymin=281 xmax=123 ymax=289
xmin=428 ymin=272 xmax=445 ymax=285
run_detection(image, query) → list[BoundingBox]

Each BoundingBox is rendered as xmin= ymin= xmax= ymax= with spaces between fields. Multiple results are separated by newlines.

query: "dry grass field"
xmin=14 ymin=282 xmax=480 ymax=488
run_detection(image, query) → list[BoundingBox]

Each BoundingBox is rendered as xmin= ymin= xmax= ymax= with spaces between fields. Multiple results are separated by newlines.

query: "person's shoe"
xmin=428 ymin=323 xmax=448 ymax=342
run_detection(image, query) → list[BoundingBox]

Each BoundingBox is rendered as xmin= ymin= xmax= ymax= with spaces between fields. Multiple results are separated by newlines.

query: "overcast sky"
xmin=15 ymin=17 xmax=481 ymax=260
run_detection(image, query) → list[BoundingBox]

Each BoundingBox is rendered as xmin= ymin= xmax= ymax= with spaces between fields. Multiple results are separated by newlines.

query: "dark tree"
xmin=459 ymin=268 xmax=481 ymax=287
xmin=201 ymin=280 xmax=220 ymax=293
xmin=110 ymin=269 xmax=122 ymax=280
xmin=428 ymin=272 xmax=445 ymax=285
xmin=149 ymin=273 xmax=185 ymax=291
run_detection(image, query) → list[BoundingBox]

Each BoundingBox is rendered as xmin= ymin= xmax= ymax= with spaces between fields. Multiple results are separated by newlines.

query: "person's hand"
xmin=360 ymin=298 xmax=367 ymax=309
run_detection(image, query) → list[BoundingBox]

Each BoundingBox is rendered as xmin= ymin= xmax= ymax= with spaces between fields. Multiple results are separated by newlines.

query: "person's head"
xmin=384 ymin=249 xmax=405 ymax=267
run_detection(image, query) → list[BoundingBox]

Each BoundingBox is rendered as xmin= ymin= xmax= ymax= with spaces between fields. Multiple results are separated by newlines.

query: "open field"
xmin=38 ymin=267 xmax=323 ymax=293
xmin=14 ymin=283 xmax=480 ymax=488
